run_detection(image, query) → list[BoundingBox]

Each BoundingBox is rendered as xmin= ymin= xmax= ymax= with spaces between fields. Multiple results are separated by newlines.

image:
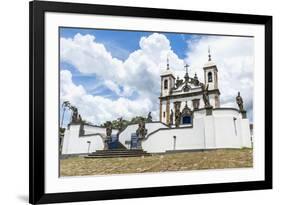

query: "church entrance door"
xmin=107 ymin=134 xmax=119 ymax=149
xmin=131 ymin=133 xmax=141 ymax=149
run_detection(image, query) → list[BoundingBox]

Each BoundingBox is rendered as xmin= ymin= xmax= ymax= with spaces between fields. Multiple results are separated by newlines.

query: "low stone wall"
xmin=61 ymin=108 xmax=252 ymax=154
xmin=62 ymin=124 xmax=112 ymax=155
xmin=141 ymin=108 xmax=252 ymax=153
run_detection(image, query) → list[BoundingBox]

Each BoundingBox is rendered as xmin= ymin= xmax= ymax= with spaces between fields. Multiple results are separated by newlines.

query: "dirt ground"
xmin=60 ymin=148 xmax=253 ymax=176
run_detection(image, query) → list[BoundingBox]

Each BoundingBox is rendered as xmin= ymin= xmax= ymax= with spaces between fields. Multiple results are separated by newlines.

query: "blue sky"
xmin=60 ymin=27 xmax=199 ymax=102
xmin=59 ymin=27 xmax=254 ymax=125
xmin=60 ymin=27 xmax=194 ymax=60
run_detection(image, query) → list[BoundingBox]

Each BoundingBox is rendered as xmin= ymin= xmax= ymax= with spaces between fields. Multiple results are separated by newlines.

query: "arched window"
xmin=181 ymin=103 xmax=192 ymax=125
xmin=164 ymin=79 xmax=168 ymax=89
xmin=208 ymin=72 xmax=213 ymax=82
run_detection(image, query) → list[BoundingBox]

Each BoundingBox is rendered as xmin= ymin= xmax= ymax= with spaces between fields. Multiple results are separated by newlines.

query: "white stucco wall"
xmin=240 ymin=118 xmax=252 ymax=147
xmin=213 ymin=115 xmax=241 ymax=148
xmin=62 ymin=124 xmax=118 ymax=155
xmin=211 ymin=109 xmax=250 ymax=149
xmin=141 ymin=108 xmax=252 ymax=153
xmin=62 ymin=109 xmax=252 ymax=154
xmin=142 ymin=118 xmax=205 ymax=153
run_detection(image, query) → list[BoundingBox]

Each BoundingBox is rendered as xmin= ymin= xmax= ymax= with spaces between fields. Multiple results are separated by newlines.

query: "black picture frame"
xmin=29 ymin=0 xmax=272 ymax=204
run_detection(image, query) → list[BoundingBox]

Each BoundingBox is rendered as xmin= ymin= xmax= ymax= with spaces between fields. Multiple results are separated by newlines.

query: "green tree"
xmin=101 ymin=115 xmax=150 ymax=130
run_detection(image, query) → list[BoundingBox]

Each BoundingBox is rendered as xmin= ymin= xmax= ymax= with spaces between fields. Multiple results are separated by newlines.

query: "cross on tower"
xmin=208 ymin=46 xmax=212 ymax=61
xmin=184 ymin=64 xmax=189 ymax=74
xmin=184 ymin=63 xmax=189 ymax=83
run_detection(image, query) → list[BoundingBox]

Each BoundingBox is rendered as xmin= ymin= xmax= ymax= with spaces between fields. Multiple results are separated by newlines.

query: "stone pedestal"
xmin=241 ymin=110 xmax=247 ymax=119
xmin=104 ymin=136 xmax=111 ymax=150
xmin=205 ymin=106 xmax=213 ymax=116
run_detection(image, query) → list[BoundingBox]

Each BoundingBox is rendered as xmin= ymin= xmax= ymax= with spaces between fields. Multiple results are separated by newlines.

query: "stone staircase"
xmin=113 ymin=141 xmax=127 ymax=150
xmin=85 ymin=149 xmax=151 ymax=158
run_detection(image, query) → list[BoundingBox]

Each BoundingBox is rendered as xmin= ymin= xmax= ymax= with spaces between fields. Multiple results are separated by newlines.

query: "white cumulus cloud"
xmin=60 ymin=33 xmax=185 ymax=124
xmin=185 ymin=35 xmax=254 ymax=120
xmin=60 ymin=70 xmax=154 ymax=125
xmin=60 ymin=32 xmax=254 ymax=124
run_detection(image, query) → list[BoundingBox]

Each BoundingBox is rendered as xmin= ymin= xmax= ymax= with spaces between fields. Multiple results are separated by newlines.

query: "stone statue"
xmin=71 ymin=106 xmax=79 ymax=123
xmin=193 ymin=73 xmax=199 ymax=86
xmin=136 ymin=119 xmax=147 ymax=140
xmin=175 ymin=76 xmax=180 ymax=88
xmin=103 ymin=121 xmax=112 ymax=150
xmin=176 ymin=76 xmax=183 ymax=88
xmin=105 ymin=121 xmax=112 ymax=137
xmin=175 ymin=109 xmax=181 ymax=128
xmin=117 ymin=117 xmax=124 ymax=132
xmin=103 ymin=137 xmax=109 ymax=150
xmin=78 ymin=114 xmax=82 ymax=122
xmin=147 ymin=112 xmax=152 ymax=122
xmin=170 ymin=109 xmax=174 ymax=126
xmin=202 ymin=84 xmax=211 ymax=108
xmin=236 ymin=92 xmax=244 ymax=112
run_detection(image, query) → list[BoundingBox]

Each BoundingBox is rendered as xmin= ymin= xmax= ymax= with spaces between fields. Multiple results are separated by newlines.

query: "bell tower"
xmin=160 ymin=58 xmax=175 ymax=124
xmin=203 ymin=48 xmax=220 ymax=107
xmin=203 ymin=48 xmax=218 ymax=90
xmin=160 ymin=58 xmax=175 ymax=97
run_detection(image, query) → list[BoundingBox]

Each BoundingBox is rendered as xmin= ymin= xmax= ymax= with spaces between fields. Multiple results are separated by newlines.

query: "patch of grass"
xmin=60 ymin=148 xmax=253 ymax=176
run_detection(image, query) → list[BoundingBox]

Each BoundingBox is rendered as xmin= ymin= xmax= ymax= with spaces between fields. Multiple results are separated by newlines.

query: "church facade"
xmin=160 ymin=52 xmax=220 ymax=126
xmin=61 ymin=51 xmax=252 ymax=155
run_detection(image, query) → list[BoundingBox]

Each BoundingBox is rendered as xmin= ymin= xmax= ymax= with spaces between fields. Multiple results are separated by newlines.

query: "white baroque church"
xmin=159 ymin=52 xmax=220 ymax=126
xmin=61 ymin=51 xmax=252 ymax=155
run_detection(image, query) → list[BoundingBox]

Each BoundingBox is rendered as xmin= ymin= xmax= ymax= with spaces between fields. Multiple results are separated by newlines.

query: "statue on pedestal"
xmin=170 ymin=109 xmax=174 ymax=126
xmin=175 ymin=76 xmax=183 ymax=88
xmin=136 ymin=119 xmax=147 ymax=140
xmin=175 ymin=109 xmax=181 ymax=128
xmin=78 ymin=114 xmax=82 ymax=122
xmin=193 ymin=73 xmax=199 ymax=86
xmin=174 ymin=101 xmax=181 ymax=128
xmin=70 ymin=106 xmax=80 ymax=123
xmin=202 ymin=84 xmax=211 ymax=108
xmin=105 ymin=121 xmax=112 ymax=137
xmin=236 ymin=92 xmax=244 ymax=112
xmin=104 ymin=121 xmax=113 ymax=150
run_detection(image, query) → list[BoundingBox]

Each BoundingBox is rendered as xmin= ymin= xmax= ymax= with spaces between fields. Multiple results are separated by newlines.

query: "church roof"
xmin=171 ymin=74 xmax=203 ymax=96
xmin=203 ymin=60 xmax=216 ymax=68
xmin=160 ymin=69 xmax=175 ymax=78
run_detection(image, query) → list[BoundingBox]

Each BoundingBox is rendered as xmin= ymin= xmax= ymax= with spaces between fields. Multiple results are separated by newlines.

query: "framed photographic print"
xmin=29 ymin=0 xmax=272 ymax=204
